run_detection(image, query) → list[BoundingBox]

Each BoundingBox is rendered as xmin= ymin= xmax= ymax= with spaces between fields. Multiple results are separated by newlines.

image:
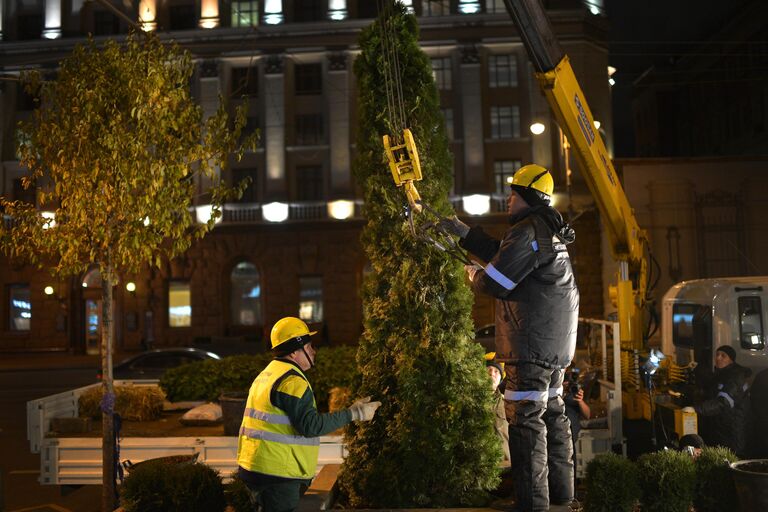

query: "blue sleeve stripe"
xmin=485 ymin=263 xmax=517 ymax=290
xmin=531 ymin=240 xmax=539 ymax=252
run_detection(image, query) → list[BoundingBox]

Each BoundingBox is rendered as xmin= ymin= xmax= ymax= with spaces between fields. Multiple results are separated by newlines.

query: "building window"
xmin=441 ymin=108 xmax=454 ymax=140
xmin=231 ymin=66 xmax=258 ymax=97
xmin=169 ymin=4 xmax=197 ymax=30
xmin=93 ymin=11 xmax=121 ymax=35
xmin=494 ymin=160 xmax=522 ymax=194
xmin=17 ymin=14 xmax=43 ymax=40
xmin=295 ymin=63 xmax=322 ymax=95
xmin=294 ymin=0 xmax=324 ymax=21
xmin=295 ymin=165 xmax=323 ymax=201
xmin=231 ymin=262 xmax=262 ymax=326
xmin=422 ymin=0 xmax=449 ymax=16
xmin=299 ymin=276 xmax=323 ymax=323
xmin=168 ymin=281 xmax=191 ymax=327
xmin=9 ymin=284 xmax=31 ymax=331
xmin=233 ymin=168 xmax=259 ymax=202
xmin=490 ymin=106 xmax=520 ymax=139
xmin=232 ymin=0 xmax=259 ymax=27
xmin=296 ymin=114 xmax=324 ymax=145
xmin=485 ymin=0 xmax=506 ymax=13
xmin=489 ymin=54 xmax=517 ymax=88
xmin=738 ymin=296 xmax=765 ymax=350
xmin=12 ymin=178 xmax=36 ymax=205
xmin=431 ymin=57 xmax=452 ymax=91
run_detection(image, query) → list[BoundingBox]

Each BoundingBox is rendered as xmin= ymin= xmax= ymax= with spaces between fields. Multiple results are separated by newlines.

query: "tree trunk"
xmin=101 ymin=265 xmax=116 ymax=512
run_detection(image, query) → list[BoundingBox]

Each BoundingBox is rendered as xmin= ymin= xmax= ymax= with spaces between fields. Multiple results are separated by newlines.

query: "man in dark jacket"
xmin=442 ymin=164 xmax=579 ymax=512
xmin=695 ymin=345 xmax=751 ymax=457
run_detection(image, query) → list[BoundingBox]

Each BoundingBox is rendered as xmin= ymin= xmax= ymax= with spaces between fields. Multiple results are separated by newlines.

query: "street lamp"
xmin=530 ymin=122 xmax=546 ymax=135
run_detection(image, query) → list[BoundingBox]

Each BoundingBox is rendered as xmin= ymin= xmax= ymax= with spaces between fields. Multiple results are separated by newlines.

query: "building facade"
xmin=0 ymin=0 xmax=611 ymax=354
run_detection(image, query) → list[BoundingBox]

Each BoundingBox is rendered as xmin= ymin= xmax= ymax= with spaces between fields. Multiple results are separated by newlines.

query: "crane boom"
xmin=503 ymin=0 xmax=649 ymax=352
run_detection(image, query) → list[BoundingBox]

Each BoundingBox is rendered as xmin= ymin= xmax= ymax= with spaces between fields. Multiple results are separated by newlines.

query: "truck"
xmin=662 ymin=277 xmax=768 ymax=375
xmin=502 ymin=0 xmax=767 ymax=444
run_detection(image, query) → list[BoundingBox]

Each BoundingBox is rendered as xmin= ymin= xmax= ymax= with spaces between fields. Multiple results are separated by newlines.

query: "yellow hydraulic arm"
xmin=503 ymin=0 xmax=648 ymax=353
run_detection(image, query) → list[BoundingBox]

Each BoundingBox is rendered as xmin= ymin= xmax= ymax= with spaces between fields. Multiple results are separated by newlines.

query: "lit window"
xmin=169 ymin=281 xmax=191 ymax=327
xmin=738 ymin=296 xmax=765 ymax=350
xmin=489 ymin=54 xmax=518 ymax=88
xmin=490 ymin=106 xmax=520 ymax=139
xmin=431 ymin=57 xmax=452 ymax=91
xmin=231 ymin=262 xmax=262 ymax=326
xmin=441 ymin=108 xmax=454 ymax=140
xmin=494 ymin=160 xmax=522 ymax=195
xmin=231 ymin=0 xmax=258 ymax=26
xmin=299 ymin=276 xmax=323 ymax=323
xmin=9 ymin=284 xmax=31 ymax=331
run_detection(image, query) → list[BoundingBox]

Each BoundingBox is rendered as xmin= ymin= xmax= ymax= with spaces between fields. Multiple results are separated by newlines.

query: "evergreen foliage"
xmin=160 ymin=347 xmax=358 ymax=410
xmin=120 ymin=460 xmax=226 ymax=512
xmin=583 ymin=452 xmax=640 ymax=512
xmin=693 ymin=446 xmax=739 ymax=512
xmin=336 ymin=3 xmax=501 ymax=507
xmin=637 ymin=449 xmax=695 ymax=512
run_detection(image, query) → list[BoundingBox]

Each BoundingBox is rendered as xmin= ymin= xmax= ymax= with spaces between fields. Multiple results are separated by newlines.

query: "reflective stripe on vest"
xmin=237 ymin=359 xmax=319 ymax=479
xmin=240 ymin=426 xmax=321 ymax=446
xmin=485 ymin=263 xmax=518 ymax=290
xmin=243 ymin=407 xmax=292 ymax=425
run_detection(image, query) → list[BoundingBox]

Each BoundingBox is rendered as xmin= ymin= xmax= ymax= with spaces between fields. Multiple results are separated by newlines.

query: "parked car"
xmin=475 ymin=324 xmax=496 ymax=353
xmin=98 ymin=347 xmax=222 ymax=380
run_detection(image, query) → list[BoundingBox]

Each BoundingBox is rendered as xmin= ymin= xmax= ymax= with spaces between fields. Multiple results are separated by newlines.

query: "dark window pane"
xmin=294 ymin=0 xmax=324 ymax=21
xmin=295 ymin=63 xmax=322 ymax=95
xmin=169 ymin=4 xmax=196 ymax=30
xmin=231 ymin=262 xmax=262 ymax=326
xmin=233 ymin=168 xmax=259 ymax=203
xmin=94 ymin=11 xmax=120 ymax=36
xmin=295 ymin=166 xmax=323 ymax=201
xmin=232 ymin=66 xmax=259 ymax=97
xmin=18 ymin=14 xmax=43 ymax=40
xmin=295 ymin=114 xmax=324 ymax=145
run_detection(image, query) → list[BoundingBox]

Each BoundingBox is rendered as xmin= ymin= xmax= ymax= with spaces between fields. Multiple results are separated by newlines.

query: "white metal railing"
xmin=578 ymin=318 xmax=623 ymax=451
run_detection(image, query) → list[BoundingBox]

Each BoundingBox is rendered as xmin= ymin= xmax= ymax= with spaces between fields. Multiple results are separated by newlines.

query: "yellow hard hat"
xmin=270 ymin=317 xmax=317 ymax=355
xmin=484 ymin=352 xmax=505 ymax=374
xmin=507 ymin=164 xmax=554 ymax=205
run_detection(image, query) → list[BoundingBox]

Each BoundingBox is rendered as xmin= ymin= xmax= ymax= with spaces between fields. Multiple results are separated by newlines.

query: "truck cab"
xmin=661 ymin=277 xmax=768 ymax=377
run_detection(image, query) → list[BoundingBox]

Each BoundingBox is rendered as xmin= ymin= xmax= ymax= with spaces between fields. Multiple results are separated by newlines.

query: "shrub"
xmin=637 ymin=449 xmax=695 ymax=512
xmin=120 ymin=460 xmax=226 ymax=512
xmin=584 ymin=452 xmax=640 ymax=512
xmin=693 ymin=446 xmax=739 ymax=512
xmin=78 ymin=384 xmax=164 ymax=421
xmin=224 ymin=474 xmax=255 ymax=512
xmin=159 ymin=347 xmax=359 ymax=411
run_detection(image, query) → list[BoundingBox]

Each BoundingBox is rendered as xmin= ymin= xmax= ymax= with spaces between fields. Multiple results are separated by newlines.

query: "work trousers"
xmin=237 ymin=466 xmax=305 ymax=512
xmin=504 ymin=362 xmax=574 ymax=512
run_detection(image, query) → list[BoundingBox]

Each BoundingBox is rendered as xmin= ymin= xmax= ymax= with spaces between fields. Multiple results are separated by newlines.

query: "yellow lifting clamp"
xmin=383 ymin=128 xmax=423 ymax=213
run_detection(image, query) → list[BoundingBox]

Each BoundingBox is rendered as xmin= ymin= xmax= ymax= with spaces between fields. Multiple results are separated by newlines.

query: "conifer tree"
xmin=336 ymin=3 xmax=501 ymax=507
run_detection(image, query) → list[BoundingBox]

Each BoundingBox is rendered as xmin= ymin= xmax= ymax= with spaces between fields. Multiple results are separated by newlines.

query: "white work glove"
xmin=439 ymin=215 xmax=470 ymax=238
xmin=349 ymin=397 xmax=382 ymax=422
xmin=464 ymin=264 xmax=482 ymax=282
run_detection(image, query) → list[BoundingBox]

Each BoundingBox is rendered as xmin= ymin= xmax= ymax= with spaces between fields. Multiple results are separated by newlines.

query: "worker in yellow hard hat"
xmin=485 ymin=352 xmax=511 ymax=464
xmin=442 ymin=164 xmax=580 ymax=511
xmin=236 ymin=316 xmax=381 ymax=512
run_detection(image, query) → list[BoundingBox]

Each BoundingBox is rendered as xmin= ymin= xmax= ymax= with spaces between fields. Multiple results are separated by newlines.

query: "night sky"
xmin=606 ymin=0 xmax=754 ymax=157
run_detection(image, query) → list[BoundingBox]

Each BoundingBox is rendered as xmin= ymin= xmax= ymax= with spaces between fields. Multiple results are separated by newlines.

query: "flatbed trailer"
xmin=26 ymin=380 xmax=345 ymax=485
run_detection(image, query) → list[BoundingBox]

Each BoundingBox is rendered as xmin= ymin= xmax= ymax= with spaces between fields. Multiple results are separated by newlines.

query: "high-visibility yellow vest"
xmin=236 ymin=359 xmax=320 ymax=479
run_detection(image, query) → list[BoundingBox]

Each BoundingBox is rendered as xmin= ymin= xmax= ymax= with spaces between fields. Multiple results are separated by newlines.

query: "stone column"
xmin=460 ymin=45 xmax=484 ymax=191
xmin=327 ymin=52 xmax=350 ymax=195
xmin=198 ymin=60 xmax=220 ymax=194
xmin=264 ymin=55 xmax=286 ymax=196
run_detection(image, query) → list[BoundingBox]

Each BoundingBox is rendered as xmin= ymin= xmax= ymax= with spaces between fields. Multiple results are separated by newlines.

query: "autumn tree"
xmin=0 ymin=34 xmax=253 ymax=511
xmin=336 ymin=3 xmax=501 ymax=508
